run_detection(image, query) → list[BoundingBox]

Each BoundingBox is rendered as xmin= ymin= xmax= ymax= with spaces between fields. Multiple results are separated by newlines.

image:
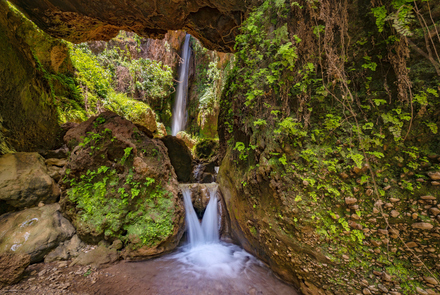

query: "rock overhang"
xmin=8 ymin=0 xmax=249 ymax=52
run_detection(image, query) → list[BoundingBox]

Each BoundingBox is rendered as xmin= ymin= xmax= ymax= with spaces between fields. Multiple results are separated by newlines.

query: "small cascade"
xmin=181 ymin=184 xmax=219 ymax=246
xmin=201 ymin=185 xmax=219 ymax=243
xmin=171 ymin=34 xmax=192 ymax=136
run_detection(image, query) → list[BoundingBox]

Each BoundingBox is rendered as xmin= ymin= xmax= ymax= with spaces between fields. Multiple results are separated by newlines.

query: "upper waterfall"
xmin=171 ymin=34 xmax=192 ymax=136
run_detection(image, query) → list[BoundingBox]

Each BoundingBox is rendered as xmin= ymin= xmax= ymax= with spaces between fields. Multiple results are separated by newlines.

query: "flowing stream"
xmin=171 ymin=34 xmax=192 ymax=136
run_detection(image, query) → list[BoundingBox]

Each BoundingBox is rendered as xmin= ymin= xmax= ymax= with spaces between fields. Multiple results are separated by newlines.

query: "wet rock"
xmin=0 ymin=204 xmax=75 ymax=263
xmin=412 ymin=223 xmax=433 ymax=230
xmin=0 ymin=253 xmax=30 ymax=285
xmin=0 ymin=153 xmax=60 ymax=211
xmin=160 ymin=135 xmax=193 ymax=183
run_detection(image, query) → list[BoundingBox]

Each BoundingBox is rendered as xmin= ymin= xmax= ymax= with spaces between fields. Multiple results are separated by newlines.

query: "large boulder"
xmin=61 ymin=112 xmax=185 ymax=259
xmin=0 ymin=153 xmax=60 ymax=212
xmin=160 ymin=136 xmax=193 ymax=183
xmin=0 ymin=253 xmax=30 ymax=286
xmin=0 ymin=203 xmax=75 ymax=263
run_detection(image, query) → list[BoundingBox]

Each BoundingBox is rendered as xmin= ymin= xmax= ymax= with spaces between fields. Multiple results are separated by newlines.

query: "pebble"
xmin=417 ymin=287 xmax=429 ymax=295
xmin=421 ymin=195 xmax=436 ymax=200
xmin=390 ymin=198 xmax=400 ymax=202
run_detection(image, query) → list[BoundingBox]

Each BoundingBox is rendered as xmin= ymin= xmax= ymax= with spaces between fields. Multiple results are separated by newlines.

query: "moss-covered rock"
xmin=0 ymin=1 xmax=61 ymax=154
xmin=61 ymin=112 xmax=185 ymax=259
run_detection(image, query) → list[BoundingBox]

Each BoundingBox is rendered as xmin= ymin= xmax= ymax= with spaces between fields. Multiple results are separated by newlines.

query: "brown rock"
xmin=45 ymin=158 xmax=67 ymax=167
xmin=428 ymin=172 xmax=440 ymax=180
xmin=0 ymin=253 xmax=30 ymax=285
xmin=0 ymin=153 xmax=60 ymax=211
xmin=412 ymin=222 xmax=433 ymax=230
xmin=390 ymin=210 xmax=399 ymax=218
xmin=421 ymin=195 xmax=436 ymax=200
xmin=417 ymin=287 xmax=429 ymax=295
xmin=345 ymin=197 xmax=357 ymax=205
xmin=378 ymin=229 xmax=388 ymax=235
xmin=389 ymin=198 xmax=400 ymax=202
xmin=406 ymin=241 xmax=418 ymax=248
xmin=429 ymin=207 xmax=440 ymax=216
xmin=424 ymin=277 xmax=438 ymax=285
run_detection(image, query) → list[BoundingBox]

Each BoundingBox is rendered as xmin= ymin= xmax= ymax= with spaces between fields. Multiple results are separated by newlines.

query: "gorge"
xmin=1 ymin=0 xmax=440 ymax=295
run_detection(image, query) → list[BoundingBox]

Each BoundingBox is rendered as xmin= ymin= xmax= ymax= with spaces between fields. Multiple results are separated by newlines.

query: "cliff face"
xmin=219 ymin=0 xmax=440 ymax=294
xmin=8 ymin=0 xmax=248 ymax=52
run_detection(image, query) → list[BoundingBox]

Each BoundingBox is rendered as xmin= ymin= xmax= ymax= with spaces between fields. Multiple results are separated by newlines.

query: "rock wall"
xmin=0 ymin=1 xmax=68 ymax=155
xmin=218 ymin=0 xmax=440 ymax=294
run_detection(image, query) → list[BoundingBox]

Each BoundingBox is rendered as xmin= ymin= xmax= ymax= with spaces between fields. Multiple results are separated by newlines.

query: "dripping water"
xmin=171 ymin=34 xmax=192 ymax=136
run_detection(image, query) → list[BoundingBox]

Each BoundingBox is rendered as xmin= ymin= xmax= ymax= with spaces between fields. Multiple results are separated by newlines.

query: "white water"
xmin=171 ymin=34 xmax=192 ymax=136
xmin=175 ymin=184 xmax=259 ymax=278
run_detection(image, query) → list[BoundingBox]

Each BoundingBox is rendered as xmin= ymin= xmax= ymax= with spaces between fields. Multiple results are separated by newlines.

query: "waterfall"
xmin=171 ymin=34 xmax=192 ymax=136
xmin=172 ymin=184 xmax=262 ymax=279
xmin=181 ymin=185 xmax=219 ymax=247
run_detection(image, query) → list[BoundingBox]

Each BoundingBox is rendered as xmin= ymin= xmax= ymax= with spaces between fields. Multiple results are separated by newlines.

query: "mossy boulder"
xmin=61 ymin=112 xmax=185 ymax=259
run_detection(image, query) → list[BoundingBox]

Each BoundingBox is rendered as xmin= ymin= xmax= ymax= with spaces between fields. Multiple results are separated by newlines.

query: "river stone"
xmin=0 ymin=203 xmax=75 ymax=263
xmin=160 ymin=135 xmax=193 ymax=182
xmin=0 ymin=253 xmax=30 ymax=285
xmin=0 ymin=153 xmax=60 ymax=211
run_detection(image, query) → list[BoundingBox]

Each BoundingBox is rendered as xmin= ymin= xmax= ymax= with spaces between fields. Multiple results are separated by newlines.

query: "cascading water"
xmin=171 ymin=34 xmax=192 ymax=136
xmin=93 ymin=183 xmax=299 ymax=294
xmin=175 ymin=184 xmax=255 ymax=278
